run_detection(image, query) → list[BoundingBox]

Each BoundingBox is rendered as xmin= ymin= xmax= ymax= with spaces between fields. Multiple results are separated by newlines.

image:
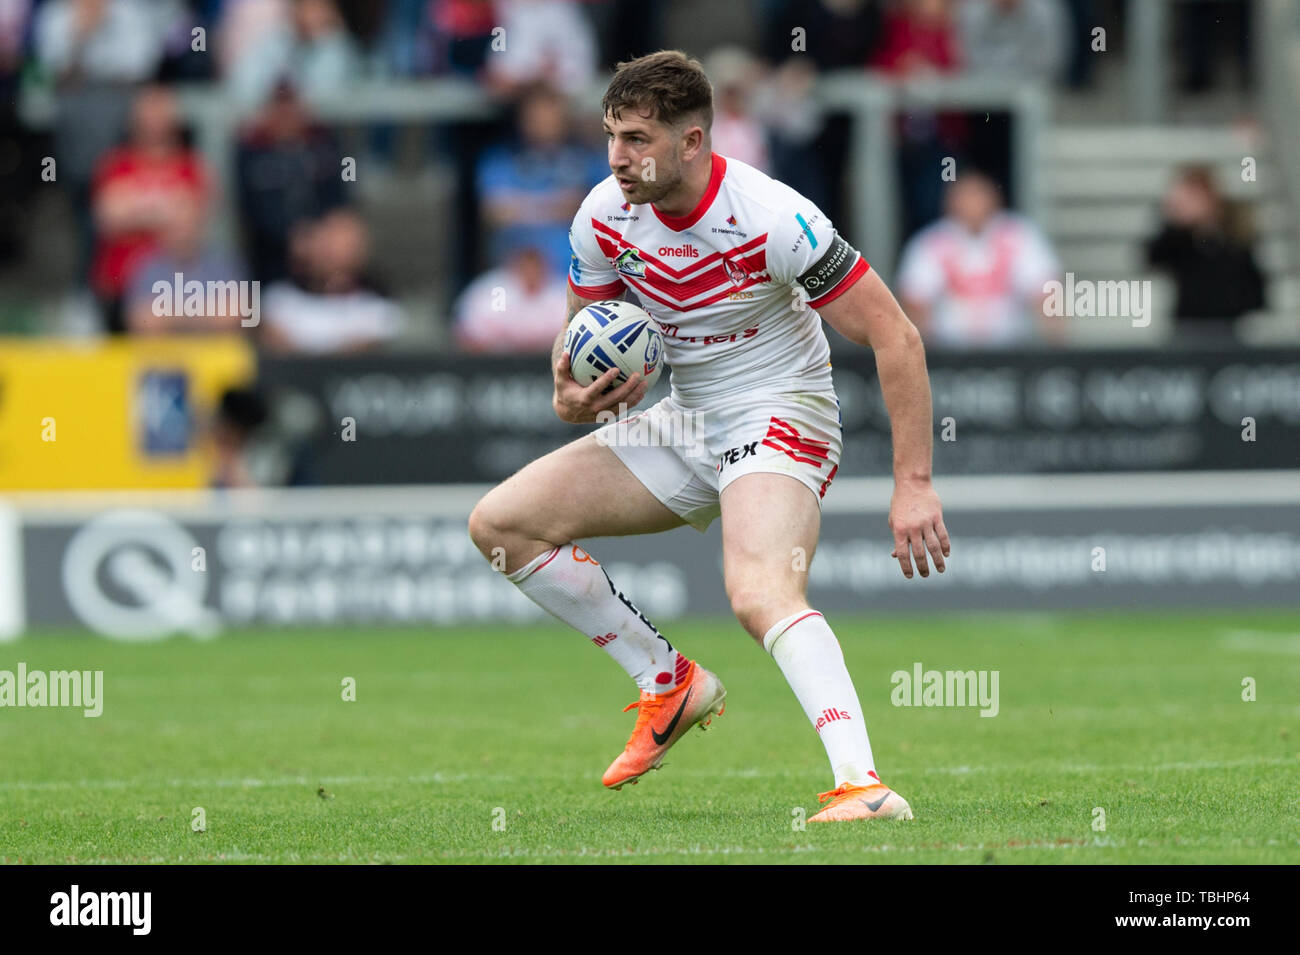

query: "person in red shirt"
xmin=90 ymin=84 xmax=209 ymax=333
xmin=871 ymin=0 xmax=958 ymax=75
xmin=869 ymin=0 xmax=967 ymax=239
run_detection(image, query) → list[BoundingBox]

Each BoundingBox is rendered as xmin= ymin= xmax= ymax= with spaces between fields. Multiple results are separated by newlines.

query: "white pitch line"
xmin=1220 ymin=630 xmax=1300 ymax=655
xmin=1 ymin=754 xmax=1294 ymax=793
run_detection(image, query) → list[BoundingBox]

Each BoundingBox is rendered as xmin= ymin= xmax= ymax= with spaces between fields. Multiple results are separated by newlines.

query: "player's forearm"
xmin=874 ymin=329 xmax=934 ymax=484
xmin=551 ymin=328 xmax=566 ymax=372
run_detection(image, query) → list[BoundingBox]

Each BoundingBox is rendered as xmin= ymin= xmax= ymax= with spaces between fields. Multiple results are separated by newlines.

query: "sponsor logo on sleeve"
xmin=797 ymin=233 xmax=857 ymax=296
xmin=791 ymin=212 xmax=822 ymax=253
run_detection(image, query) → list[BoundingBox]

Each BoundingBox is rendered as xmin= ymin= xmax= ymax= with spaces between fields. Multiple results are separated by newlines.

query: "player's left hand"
xmin=888 ymin=478 xmax=950 ymax=579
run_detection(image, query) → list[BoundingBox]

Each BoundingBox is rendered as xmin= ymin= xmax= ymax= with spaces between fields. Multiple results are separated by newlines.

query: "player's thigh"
xmin=719 ymin=472 xmax=822 ymax=631
xmin=469 ymin=432 xmax=685 ymax=563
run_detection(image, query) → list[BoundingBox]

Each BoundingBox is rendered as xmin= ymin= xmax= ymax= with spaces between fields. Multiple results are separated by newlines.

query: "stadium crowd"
xmin=0 ymin=0 xmax=1268 ymax=356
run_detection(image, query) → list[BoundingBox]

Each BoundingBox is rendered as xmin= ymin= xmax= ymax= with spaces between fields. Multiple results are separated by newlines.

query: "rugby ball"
xmin=564 ymin=299 xmax=664 ymax=392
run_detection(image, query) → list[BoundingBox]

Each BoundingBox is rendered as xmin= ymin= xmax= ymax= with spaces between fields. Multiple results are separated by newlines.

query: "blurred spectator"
xmin=0 ymin=0 xmax=34 ymax=265
xmin=1062 ymin=0 xmax=1099 ymax=89
xmin=956 ymin=0 xmax=1067 ymax=83
xmin=1145 ymin=166 xmax=1265 ymax=337
xmin=872 ymin=0 xmax=956 ymax=76
xmin=35 ymin=0 xmax=165 ymax=283
xmin=484 ymin=0 xmax=596 ymax=97
xmin=589 ymin=0 xmax=666 ymax=72
xmin=90 ymin=85 xmax=210 ymax=334
xmin=431 ymin=0 xmax=498 ymax=77
xmin=763 ymin=0 xmax=883 ymax=236
xmin=897 ymin=171 xmax=1061 ymax=347
xmin=704 ymin=47 xmax=770 ymax=173
xmin=763 ymin=0 xmax=881 ymax=72
xmin=956 ymin=0 xmax=1068 ymax=200
xmin=236 ymin=81 xmax=346 ymax=283
xmin=156 ymin=0 xmax=218 ymax=82
xmin=211 ymin=387 xmax=270 ymax=488
xmin=226 ymin=0 xmax=361 ymax=110
xmin=752 ymin=58 xmax=826 ymax=210
xmin=378 ymin=0 xmax=434 ymax=76
xmin=218 ymin=0 xmax=289 ymax=77
xmin=124 ymin=194 xmax=249 ymax=335
xmin=1177 ymin=0 xmax=1253 ymax=93
xmin=476 ymin=82 xmax=606 ymax=277
xmin=35 ymin=0 xmax=162 ymax=84
xmin=453 ymin=242 xmax=567 ymax=352
xmin=261 ymin=209 xmax=405 ymax=353
xmin=870 ymin=0 xmax=964 ymax=239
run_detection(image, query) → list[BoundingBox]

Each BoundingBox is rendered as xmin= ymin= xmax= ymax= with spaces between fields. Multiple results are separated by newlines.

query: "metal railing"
xmin=1261 ymin=0 xmax=1300 ymax=250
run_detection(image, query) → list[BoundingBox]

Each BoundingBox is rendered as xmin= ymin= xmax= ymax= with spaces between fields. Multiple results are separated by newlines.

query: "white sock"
xmin=507 ymin=544 xmax=688 ymax=694
xmin=763 ymin=610 xmax=879 ymax=788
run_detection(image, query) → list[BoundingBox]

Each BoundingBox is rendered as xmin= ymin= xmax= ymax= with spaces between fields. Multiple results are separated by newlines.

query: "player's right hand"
xmin=552 ymin=352 xmax=648 ymax=424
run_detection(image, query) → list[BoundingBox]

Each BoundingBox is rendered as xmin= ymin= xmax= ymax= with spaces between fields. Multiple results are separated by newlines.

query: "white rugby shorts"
xmin=593 ymin=391 xmax=843 ymax=531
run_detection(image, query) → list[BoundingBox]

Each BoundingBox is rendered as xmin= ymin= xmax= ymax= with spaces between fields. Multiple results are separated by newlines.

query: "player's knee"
xmin=467 ymin=494 xmax=510 ymax=559
xmin=727 ymin=586 xmax=788 ymax=641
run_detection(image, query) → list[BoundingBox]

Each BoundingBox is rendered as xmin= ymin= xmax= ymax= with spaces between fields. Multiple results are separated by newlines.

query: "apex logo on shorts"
xmin=658 ymin=244 xmax=699 ymax=258
xmin=716 ymin=440 xmax=758 ymax=473
xmin=814 ymin=707 xmax=851 ymax=732
xmin=592 ymin=632 xmax=618 ymax=647
xmin=50 ymin=885 xmax=151 ymax=935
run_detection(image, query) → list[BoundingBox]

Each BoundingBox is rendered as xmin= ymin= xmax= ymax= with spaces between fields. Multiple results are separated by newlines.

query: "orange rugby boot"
xmin=602 ymin=660 xmax=726 ymax=790
xmin=808 ymin=781 xmax=915 ymax=822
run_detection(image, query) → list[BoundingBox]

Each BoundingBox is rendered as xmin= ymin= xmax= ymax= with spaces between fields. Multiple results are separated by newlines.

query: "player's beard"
xmin=631 ymin=158 xmax=683 ymax=207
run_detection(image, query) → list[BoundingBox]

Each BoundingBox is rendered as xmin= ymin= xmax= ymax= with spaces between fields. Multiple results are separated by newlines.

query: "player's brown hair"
xmin=602 ymin=50 xmax=714 ymax=132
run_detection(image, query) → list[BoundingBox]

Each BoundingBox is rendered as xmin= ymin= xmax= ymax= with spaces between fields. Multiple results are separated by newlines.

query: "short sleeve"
xmin=1010 ymin=220 xmax=1061 ymax=296
xmin=767 ymin=201 xmax=870 ymax=309
xmin=897 ymin=231 xmax=946 ymax=305
xmin=567 ymin=195 xmax=624 ymax=300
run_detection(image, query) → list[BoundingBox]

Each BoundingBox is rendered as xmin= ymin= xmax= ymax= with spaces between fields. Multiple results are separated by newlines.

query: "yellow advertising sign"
xmin=0 ymin=337 xmax=256 ymax=489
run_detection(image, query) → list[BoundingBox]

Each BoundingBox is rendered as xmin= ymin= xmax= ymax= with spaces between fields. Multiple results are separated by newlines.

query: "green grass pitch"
xmin=2 ymin=611 xmax=1297 ymax=864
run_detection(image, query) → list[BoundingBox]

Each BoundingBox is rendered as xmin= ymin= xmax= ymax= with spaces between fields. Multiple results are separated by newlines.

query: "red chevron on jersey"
xmin=762 ymin=415 xmax=832 ymax=467
xmin=592 ymin=220 xmax=767 ymax=279
xmin=593 ymin=234 xmax=768 ymax=299
xmin=592 ymin=227 xmax=770 ymax=305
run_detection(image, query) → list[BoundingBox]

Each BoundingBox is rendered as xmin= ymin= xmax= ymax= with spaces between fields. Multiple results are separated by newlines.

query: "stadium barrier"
xmin=3 ymin=470 xmax=1299 ymax=639
xmin=260 ymin=347 xmax=1300 ymax=485
xmin=0 ymin=337 xmax=256 ymax=490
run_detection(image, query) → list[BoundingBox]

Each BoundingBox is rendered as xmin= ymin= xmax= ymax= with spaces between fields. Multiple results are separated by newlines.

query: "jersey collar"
xmin=651 ymin=152 xmax=726 ymax=232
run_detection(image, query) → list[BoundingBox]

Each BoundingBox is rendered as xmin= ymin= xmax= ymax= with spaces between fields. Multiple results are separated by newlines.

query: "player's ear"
xmin=680 ymin=123 xmax=705 ymax=162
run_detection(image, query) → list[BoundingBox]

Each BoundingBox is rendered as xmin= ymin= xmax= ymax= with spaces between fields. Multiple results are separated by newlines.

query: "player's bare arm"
xmin=817 ymin=268 xmax=952 ymax=579
xmin=551 ymin=287 xmax=648 ymax=424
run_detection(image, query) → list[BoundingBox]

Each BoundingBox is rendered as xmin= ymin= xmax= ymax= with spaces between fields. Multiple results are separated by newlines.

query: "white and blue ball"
xmin=564 ymin=299 xmax=664 ymax=392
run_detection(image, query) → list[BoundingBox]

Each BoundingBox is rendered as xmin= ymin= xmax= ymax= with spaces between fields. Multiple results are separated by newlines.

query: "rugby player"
xmin=469 ymin=50 xmax=950 ymax=822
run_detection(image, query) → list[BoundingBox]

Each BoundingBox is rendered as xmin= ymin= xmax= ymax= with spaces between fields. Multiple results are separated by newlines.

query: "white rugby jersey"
xmin=567 ymin=153 xmax=869 ymax=406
